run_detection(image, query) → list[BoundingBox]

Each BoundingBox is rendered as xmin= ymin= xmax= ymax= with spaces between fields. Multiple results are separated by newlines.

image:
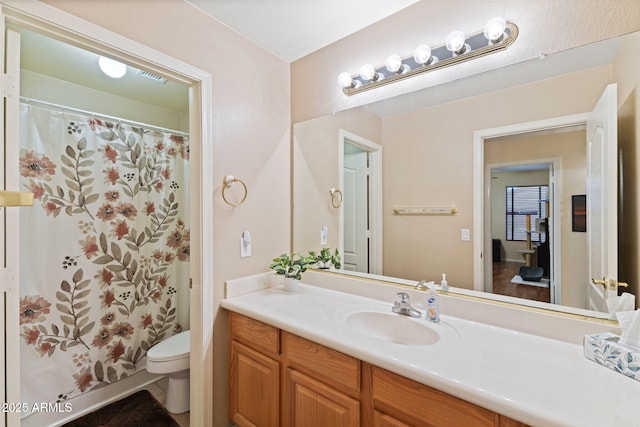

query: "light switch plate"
xmin=240 ymin=232 xmax=252 ymax=258
xmin=461 ymin=228 xmax=471 ymax=241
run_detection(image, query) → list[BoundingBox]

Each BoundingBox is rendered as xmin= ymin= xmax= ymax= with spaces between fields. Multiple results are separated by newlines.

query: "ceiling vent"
xmin=136 ymin=69 xmax=168 ymax=83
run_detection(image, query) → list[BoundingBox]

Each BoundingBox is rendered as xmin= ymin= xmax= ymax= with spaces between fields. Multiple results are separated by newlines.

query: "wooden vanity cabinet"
xmin=229 ymin=312 xmax=280 ymax=427
xmin=368 ymin=366 xmax=528 ymax=427
xmin=283 ymin=332 xmax=361 ymax=426
xmin=229 ymin=312 xmax=528 ymax=427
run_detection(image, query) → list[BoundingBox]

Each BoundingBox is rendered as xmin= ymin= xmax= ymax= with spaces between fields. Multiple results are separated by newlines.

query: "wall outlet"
xmin=461 ymin=228 xmax=471 ymax=241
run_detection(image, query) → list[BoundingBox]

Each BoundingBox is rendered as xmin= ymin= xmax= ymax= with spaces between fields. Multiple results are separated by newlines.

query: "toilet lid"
xmin=147 ymin=330 xmax=190 ymax=361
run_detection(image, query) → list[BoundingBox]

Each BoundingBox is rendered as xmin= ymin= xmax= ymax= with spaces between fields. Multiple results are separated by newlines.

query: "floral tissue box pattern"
xmin=584 ymin=332 xmax=640 ymax=381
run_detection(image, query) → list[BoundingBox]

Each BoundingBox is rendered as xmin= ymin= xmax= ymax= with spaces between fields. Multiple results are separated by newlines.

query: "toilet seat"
xmin=146 ymin=330 xmax=190 ymax=374
xmin=147 ymin=330 xmax=190 ymax=362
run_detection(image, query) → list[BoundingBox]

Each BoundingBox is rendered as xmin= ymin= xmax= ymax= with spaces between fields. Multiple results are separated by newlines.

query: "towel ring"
xmin=222 ymin=175 xmax=248 ymax=206
xmin=329 ymin=187 xmax=343 ymax=208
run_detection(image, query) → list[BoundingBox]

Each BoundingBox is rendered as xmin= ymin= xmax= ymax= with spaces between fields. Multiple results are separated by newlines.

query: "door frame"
xmin=338 ymin=129 xmax=382 ymax=275
xmin=0 ymin=2 xmax=214 ymax=426
xmin=473 ymin=113 xmax=590 ymax=305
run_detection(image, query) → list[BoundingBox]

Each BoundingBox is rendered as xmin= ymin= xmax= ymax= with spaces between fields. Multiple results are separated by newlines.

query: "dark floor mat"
xmin=63 ymin=389 xmax=179 ymax=427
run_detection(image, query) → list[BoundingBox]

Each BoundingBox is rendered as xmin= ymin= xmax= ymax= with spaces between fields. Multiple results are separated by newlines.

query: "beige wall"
xmin=485 ymin=130 xmax=588 ymax=308
xmin=615 ymin=31 xmax=640 ymax=305
xmin=39 ymin=1 xmax=291 ymax=426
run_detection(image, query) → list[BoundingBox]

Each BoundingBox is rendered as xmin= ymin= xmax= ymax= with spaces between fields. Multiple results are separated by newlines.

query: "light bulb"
xmin=359 ymin=64 xmax=377 ymax=81
xmin=385 ymin=54 xmax=402 ymax=73
xmin=414 ymin=44 xmax=438 ymax=66
xmin=446 ymin=30 xmax=467 ymax=54
xmin=413 ymin=44 xmax=432 ymax=65
xmin=484 ymin=17 xmax=507 ymax=42
xmin=98 ymin=56 xmax=127 ymax=78
xmin=338 ymin=72 xmax=354 ymax=88
xmin=414 ymin=45 xmax=430 ymax=64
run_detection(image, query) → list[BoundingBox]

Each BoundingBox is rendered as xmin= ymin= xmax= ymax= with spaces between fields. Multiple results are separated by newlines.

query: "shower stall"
xmin=18 ymin=101 xmax=190 ymax=410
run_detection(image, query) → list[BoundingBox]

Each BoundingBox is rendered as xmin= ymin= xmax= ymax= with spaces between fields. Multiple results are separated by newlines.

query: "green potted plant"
xmin=269 ymin=252 xmax=312 ymax=291
xmin=308 ymin=248 xmax=341 ymax=270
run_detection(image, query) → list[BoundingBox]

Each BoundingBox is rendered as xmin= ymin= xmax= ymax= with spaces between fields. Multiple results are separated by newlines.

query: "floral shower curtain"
xmin=18 ymin=103 xmax=190 ymax=405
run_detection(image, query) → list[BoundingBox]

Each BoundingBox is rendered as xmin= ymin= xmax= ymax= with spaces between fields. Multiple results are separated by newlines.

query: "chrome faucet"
xmin=392 ymin=292 xmax=422 ymax=318
xmin=415 ymin=279 xmax=428 ymax=290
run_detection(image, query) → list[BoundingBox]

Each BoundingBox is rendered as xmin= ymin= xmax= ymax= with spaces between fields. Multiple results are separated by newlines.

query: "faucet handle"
xmin=396 ymin=292 xmax=410 ymax=304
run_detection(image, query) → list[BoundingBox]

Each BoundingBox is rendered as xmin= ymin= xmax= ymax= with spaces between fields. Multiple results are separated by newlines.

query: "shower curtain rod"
xmin=19 ymin=97 xmax=190 ymax=137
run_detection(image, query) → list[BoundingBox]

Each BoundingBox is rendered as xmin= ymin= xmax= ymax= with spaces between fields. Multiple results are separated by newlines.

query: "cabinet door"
xmin=374 ymin=410 xmax=412 ymax=427
xmin=499 ymin=415 xmax=529 ymax=427
xmin=230 ymin=341 xmax=280 ymax=427
xmin=372 ymin=366 xmax=498 ymax=426
xmin=286 ymin=368 xmax=359 ymax=427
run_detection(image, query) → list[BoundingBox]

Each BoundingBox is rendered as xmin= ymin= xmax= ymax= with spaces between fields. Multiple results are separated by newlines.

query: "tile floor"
xmin=147 ymin=377 xmax=190 ymax=427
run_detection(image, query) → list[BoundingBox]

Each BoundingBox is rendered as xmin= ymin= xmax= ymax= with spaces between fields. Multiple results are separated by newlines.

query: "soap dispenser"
xmin=426 ymin=282 xmax=440 ymax=323
xmin=440 ymin=273 xmax=448 ymax=292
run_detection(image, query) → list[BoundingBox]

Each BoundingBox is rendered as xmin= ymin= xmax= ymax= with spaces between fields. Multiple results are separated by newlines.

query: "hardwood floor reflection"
xmin=492 ymin=261 xmax=550 ymax=303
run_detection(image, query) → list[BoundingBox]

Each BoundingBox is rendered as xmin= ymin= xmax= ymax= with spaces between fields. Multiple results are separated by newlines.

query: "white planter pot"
xmin=283 ymin=277 xmax=299 ymax=292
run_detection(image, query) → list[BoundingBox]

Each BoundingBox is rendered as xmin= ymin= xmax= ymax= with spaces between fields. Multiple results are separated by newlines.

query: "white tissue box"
xmin=584 ymin=332 xmax=640 ymax=381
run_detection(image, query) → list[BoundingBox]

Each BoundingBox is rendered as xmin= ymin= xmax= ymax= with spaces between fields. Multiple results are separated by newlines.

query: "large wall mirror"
xmin=293 ymin=30 xmax=640 ymax=320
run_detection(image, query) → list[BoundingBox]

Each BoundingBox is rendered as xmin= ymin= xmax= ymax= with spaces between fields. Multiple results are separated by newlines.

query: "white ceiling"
xmin=186 ymin=0 xmax=421 ymax=62
xmin=18 ymin=27 xmax=189 ymax=113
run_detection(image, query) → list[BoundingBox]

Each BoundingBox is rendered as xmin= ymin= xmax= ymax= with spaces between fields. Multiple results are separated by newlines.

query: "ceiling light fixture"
xmin=338 ymin=18 xmax=518 ymax=96
xmin=98 ymin=56 xmax=127 ymax=79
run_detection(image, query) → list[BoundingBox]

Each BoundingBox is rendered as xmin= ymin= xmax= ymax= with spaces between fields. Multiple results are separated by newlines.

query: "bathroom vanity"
xmin=228 ymin=311 xmax=525 ymax=426
xmin=222 ymin=273 xmax=640 ymax=427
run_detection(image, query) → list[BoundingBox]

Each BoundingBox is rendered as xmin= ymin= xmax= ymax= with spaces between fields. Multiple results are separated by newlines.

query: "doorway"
xmin=486 ymin=160 xmax=555 ymax=304
xmin=473 ymin=113 xmax=591 ymax=306
xmin=338 ymin=129 xmax=382 ymax=275
xmin=0 ymin=3 xmax=213 ymax=427
xmin=474 ymin=85 xmax=620 ymax=313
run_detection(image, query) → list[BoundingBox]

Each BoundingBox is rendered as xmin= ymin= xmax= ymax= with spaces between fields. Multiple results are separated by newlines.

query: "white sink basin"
xmin=345 ymin=311 xmax=440 ymax=346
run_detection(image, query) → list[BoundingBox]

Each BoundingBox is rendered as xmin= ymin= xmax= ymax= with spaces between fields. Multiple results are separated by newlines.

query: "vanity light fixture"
xmin=338 ymin=17 xmax=518 ymax=96
xmin=98 ymin=56 xmax=127 ymax=79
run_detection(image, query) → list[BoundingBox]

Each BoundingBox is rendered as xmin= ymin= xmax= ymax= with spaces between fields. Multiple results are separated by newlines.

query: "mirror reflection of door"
xmin=339 ymin=130 xmax=382 ymax=275
xmin=481 ymin=84 xmax=622 ymax=312
xmin=587 ymin=84 xmax=622 ymax=313
xmin=343 ymin=142 xmax=369 ymax=272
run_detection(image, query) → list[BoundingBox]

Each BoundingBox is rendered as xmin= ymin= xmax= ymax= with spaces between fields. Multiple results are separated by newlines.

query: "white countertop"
xmin=221 ymin=282 xmax=640 ymax=427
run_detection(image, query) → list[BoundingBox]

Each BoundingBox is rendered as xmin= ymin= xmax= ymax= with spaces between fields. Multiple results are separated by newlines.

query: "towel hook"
xmin=222 ymin=175 xmax=248 ymax=206
xmin=329 ymin=187 xmax=343 ymax=208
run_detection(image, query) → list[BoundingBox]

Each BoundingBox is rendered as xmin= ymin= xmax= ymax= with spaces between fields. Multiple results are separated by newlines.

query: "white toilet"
xmin=146 ymin=330 xmax=190 ymax=414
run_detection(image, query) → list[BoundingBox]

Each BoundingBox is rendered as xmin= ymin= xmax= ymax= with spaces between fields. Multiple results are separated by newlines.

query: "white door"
xmin=343 ymin=150 xmax=369 ymax=272
xmin=2 ymin=28 xmax=23 ymax=427
xmin=587 ymin=84 xmax=618 ymax=312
